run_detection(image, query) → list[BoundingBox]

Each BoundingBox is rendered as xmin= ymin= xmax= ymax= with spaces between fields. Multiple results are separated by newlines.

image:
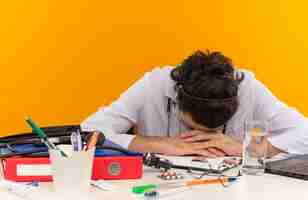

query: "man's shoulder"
xmin=237 ymin=69 xmax=257 ymax=93
xmin=233 ymin=69 xmax=258 ymax=113
xmin=144 ymin=66 xmax=176 ymax=99
xmin=145 ymin=66 xmax=174 ymax=79
xmin=237 ymin=69 xmax=255 ymax=83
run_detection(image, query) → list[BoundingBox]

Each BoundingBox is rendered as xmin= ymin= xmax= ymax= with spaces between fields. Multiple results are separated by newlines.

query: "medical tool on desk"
xmin=0 ymin=126 xmax=136 ymax=159
xmin=25 ymin=117 xmax=68 ymax=157
xmin=0 ymin=125 xmax=144 ymax=181
xmin=132 ymin=176 xmax=238 ymax=194
xmin=143 ymin=153 xmax=239 ymax=175
xmin=158 ymin=170 xmax=184 ymax=180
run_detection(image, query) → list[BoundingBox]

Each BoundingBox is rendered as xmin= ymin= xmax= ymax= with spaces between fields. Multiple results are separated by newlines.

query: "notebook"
xmin=265 ymin=154 xmax=308 ymax=180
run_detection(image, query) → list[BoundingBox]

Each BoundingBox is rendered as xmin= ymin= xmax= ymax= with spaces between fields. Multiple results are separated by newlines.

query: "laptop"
xmin=265 ymin=154 xmax=308 ymax=180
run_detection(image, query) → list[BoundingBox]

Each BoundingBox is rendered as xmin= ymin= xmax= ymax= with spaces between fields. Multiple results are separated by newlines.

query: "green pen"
xmin=132 ymin=183 xmax=181 ymax=194
xmin=132 ymin=177 xmax=238 ymax=194
xmin=132 ymin=184 xmax=159 ymax=194
xmin=25 ymin=117 xmax=68 ymax=157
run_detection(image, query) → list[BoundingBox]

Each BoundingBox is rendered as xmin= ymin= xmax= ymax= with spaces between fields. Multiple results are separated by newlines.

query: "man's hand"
xmin=180 ymin=131 xmax=242 ymax=156
xmin=128 ymin=133 xmax=221 ymax=158
xmin=160 ymin=136 xmax=218 ymax=158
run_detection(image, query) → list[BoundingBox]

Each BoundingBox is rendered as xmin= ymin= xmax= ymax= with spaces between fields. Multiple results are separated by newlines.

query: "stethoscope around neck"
xmin=166 ymin=97 xmax=226 ymax=137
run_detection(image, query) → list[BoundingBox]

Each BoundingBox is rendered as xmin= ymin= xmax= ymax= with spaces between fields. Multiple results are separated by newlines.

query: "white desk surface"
xmin=1 ymin=166 xmax=308 ymax=200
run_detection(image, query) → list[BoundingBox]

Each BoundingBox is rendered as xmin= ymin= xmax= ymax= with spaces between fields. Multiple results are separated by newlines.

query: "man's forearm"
xmin=252 ymin=138 xmax=286 ymax=158
xmin=128 ymin=135 xmax=169 ymax=154
xmin=266 ymin=139 xmax=287 ymax=157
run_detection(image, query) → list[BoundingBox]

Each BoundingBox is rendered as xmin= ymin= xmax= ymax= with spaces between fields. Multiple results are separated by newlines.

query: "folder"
xmin=0 ymin=126 xmax=144 ymax=182
xmin=3 ymin=156 xmax=143 ymax=182
xmin=0 ymin=139 xmax=143 ymax=158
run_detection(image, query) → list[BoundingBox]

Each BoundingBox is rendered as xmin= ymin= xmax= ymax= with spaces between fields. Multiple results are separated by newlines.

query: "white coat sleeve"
xmin=80 ymin=72 xmax=151 ymax=149
xmin=252 ymin=79 xmax=308 ymax=154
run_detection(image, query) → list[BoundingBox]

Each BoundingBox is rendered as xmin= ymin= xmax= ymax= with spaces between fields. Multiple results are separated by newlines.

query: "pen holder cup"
xmin=49 ymin=148 xmax=95 ymax=197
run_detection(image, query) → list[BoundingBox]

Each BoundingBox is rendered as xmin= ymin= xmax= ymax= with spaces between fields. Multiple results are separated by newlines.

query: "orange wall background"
xmin=1 ymin=1 xmax=308 ymax=136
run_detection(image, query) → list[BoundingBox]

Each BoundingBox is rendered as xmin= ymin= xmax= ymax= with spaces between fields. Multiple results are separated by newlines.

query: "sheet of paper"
xmin=0 ymin=180 xmax=39 ymax=200
xmin=91 ymin=180 xmax=116 ymax=191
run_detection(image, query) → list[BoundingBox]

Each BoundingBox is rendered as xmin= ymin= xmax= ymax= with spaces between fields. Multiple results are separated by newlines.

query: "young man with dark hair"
xmin=81 ymin=50 xmax=308 ymax=158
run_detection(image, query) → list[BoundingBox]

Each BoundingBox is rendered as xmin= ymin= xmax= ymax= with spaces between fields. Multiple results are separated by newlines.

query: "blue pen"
xmin=76 ymin=129 xmax=82 ymax=151
xmin=70 ymin=130 xmax=82 ymax=151
xmin=70 ymin=132 xmax=79 ymax=152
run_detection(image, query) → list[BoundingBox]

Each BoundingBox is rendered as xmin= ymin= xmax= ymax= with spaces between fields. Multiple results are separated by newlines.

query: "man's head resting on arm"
xmin=171 ymin=50 xmax=243 ymax=131
xmin=129 ymin=50 xmax=282 ymax=157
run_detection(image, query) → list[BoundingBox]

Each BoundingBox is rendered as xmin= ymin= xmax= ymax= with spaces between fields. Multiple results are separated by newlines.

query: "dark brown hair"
xmin=171 ymin=50 xmax=243 ymax=128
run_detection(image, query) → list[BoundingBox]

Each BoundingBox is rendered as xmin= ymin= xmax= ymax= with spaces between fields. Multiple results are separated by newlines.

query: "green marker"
xmin=25 ymin=117 xmax=68 ymax=157
xmin=132 ymin=184 xmax=158 ymax=194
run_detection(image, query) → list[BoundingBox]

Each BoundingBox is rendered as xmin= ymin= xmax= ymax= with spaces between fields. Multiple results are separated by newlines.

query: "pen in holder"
xmin=49 ymin=148 xmax=95 ymax=198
